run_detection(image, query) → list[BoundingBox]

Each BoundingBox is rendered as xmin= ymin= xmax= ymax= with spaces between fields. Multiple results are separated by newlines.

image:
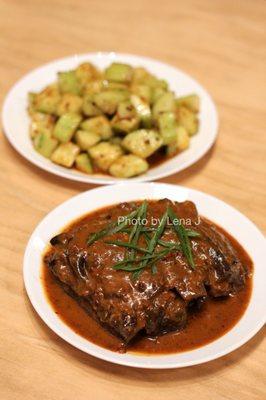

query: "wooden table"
xmin=0 ymin=1 xmax=265 ymax=399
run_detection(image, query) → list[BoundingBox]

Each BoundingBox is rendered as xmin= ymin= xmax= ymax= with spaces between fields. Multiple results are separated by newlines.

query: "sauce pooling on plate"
xmin=43 ymin=200 xmax=253 ymax=354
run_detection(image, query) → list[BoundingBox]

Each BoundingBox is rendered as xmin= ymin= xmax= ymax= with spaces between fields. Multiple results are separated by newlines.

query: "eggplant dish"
xmin=28 ymin=62 xmax=200 ymax=178
xmin=43 ymin=199 xmax=252 ymax=353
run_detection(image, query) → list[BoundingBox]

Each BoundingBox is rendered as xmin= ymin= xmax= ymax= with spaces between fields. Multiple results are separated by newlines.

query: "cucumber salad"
xmin=28 ymin=62 xmax=200 ymax=178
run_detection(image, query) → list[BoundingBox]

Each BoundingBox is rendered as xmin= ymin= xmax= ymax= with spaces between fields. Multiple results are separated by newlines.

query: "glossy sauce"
xmin=42 ymin=211 xmax=253 ymax=354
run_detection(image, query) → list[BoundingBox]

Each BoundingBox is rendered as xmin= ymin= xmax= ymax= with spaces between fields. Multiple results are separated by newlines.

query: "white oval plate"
xmin=23 ymin=183 xmax=265 ymax=369
xmin=2 ymin=53 xmax=218 ymax=184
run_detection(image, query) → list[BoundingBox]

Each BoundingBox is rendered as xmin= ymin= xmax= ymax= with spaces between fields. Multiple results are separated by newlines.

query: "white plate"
xmin=2 ymin=52 xmax=218 ymax=184
xmin=23 ymin=183 xmax=266 ymax=369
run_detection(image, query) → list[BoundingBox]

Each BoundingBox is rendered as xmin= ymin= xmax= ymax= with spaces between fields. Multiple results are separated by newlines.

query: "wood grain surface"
xmin=0 ymin=1 xmax=265 ymax=399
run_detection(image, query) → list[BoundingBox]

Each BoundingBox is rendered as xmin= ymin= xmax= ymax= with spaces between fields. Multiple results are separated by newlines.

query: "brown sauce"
xmin=42 ymin=208 xmax=253 ymax=355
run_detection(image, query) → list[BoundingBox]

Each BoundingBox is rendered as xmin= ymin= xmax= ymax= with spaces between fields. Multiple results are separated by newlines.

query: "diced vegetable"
xmin=158 ymin=112 xmax=177 ymax=145
xmin=51 ymin=142 xmax=80 ymax=167
xmin=30 ymin=112 xmax=55 ymax=138
xmin=175 ymin=94 xmax=200 ymax=113
xmin=34 ymin=132 xmax=58 ymax=158
xmin=104 ymin=63 xmax=133 ymax=83
xmin=53 ymin=113 xmax=82 ymax=143
xmin=93 ymin=90 xmax=129 ymax=114
xmin=75 ymin=63 xmax=101 ymax=87
xmin=111 ymin=101 xmax=139 ymax=133
xmin=81 ymin=116 xmax=112 ymax=139
xmin=83 ymin=80 xmax=103 ymax=95
xmin=153 ymin=92 xmax=175 ymax=118
xmin=122 ymin=129 xmax=163 ymax=158
xmin=131 ymin=94 xmax=152 ymax=128
xmin=75 ymin=130 xmax=100 ymax=150
xmin=57 ymin=94 xmax=82 ymax=116
xmin=109 ymin=155 xmax=148 ymax=178
xmin=82 ymin=94 xmax=102 ymax=117
xmin=75 ymin=153 xmax=93 ymax=174
xmin=58 ymin=71 xmax=81 ymax=95
xmin=34 ymin=85 xmax=61 ymax=114
xmin=166 ymin=126 xmax=190 ymax=156
xmin=177 ymin=106 xmax=199 ymax=136
xmin=131 ymin=84 xmax=152 ymax=103
xmin=151 ymin=87 xmax=166 ymax=104
xmin=132 ymin=67 xmax=150 ymax=83
xmin=88 ymin=142 xmax=123 ymax=171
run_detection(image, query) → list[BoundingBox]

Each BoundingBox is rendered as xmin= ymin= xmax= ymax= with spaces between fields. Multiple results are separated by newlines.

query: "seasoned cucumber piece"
xmin=33 ymin=132 xmax=58 ymax=158
xmin=145 ymin=76 xmax=168 ymax=90
xmin=28 ymin=92 xmax=37 ymax=115
xmin=83 ymin=80 xmax=104 ymax=95
xmin=57 ymin=94 xmax=82 ymax=116
xmin=58 ymin=71 xmax=81 ymax=95
xmin=166 ymin=127 xmax=190 ymax=156
xmin=132 ymin=67 xmax=149 ymax=82
xmin=122 ymin=129 xmax=163 ymax=158
xmin=53 ymin=113 xmax=82 ymax=143
xmin=177 ymin=106 xmax=199 ymax=136
xmin=151 ymin=87 xmax=166 ymax=104
xmin=153 ymin=92 xmax=175 ymax=118
xmin=102 ymin=81 xmax=128 ymax=90
xmin=131 ymin=84 xmax=152 ymax=103
xmin=75 ymin=130 xmax=101 ymax=150
xmin=81 ymin=116 xmax=112 ymax=139
xmin=131 ymin=95 xmax=152 ymax=128
xmin=30 ymin=112 xmax=55 ymax=138
xmin=34 ymin=85 xmax=61 ymax=114
xmin=109 ymin=155 xmax=148 ymax=178
xmin=104 ymin=63 xmax=133 ymax=83
xmin=75 ymin=63 xmax=101 ymax=87
xmin=94 ymin=90 xmax=129 ymax=114
xmin=176 ymin=94 xmax=200 ymax=113
xmin=158 ymin=112 xmax=177 ymax=145
xmin=51 ymin=142 xmax=80 ymax=167
xmin=82 ymin=94 xmax=102 ymax=117
xmin=88 ymin=142 xmax=123 ymax=171
xmin=111 ymin=101 xmax=139 ymax=134
xmin=75 ymin=153 xmax=93 ymax=174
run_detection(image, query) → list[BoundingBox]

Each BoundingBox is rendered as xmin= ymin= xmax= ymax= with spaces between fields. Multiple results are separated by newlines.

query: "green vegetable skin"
xmin=158 ymin=112 xmax=177 ymax=145
xmin=34 ymin=133 xmax=58 ymax=158
xmin=75 ymin=153 xmax=93 ymax=174
xmin=53 ymin=113 xmax=82 ymax=143
xmin=28 ymin=61 xmax=200 ymax=177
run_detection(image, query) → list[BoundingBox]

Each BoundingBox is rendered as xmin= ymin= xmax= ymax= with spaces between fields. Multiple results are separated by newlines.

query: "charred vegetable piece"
xmin=82 ymin=94 xmax=102 ymax=117
xmin=34 ymin=132 xmax=58 ymax=158
xmin=56 ymin=94 xmax=82 ymax=116
xmin=131 ymin=84 xmax=152 ymax=103
xmin=166 ymin=126 xmax=190 ymax=156
xmin=175 ymin=94 xmax=200 ymax=113
xmin=75 ymin=153 xmax=93 ymax=174
xmin=104 ymin=63 xmax=133 ymax=83
xmin=122 ymin=129 xmax=163 ymax=158
xmin=58 ymin=71 xmax=81 ymax=95
xmin=34 ymin=85 xmax=61 ymax=114
xmin=51 ymin=142 xmax=80 ymax=167
xmin=153 ymin=92 xmax=175 ymax=118
xmin=109 ymin=155 xmax=148 ymax=178
xmin=75 ymin=130 xmax=101 ymax=150
xmin=29 ymin=112 xmax=55 ymax=139
xmin=88 ymin=142 xmax=123 ymax=171
xmin=93 ymin=90 xmax=129 ymax=114
xmin=81 ymin=116 xmax=112 ymax=139
xmin=53 ymin=113 xmax=82 ymax=143
xmin=75 ymin=63 xmax=101 ymax=87
xmin=111 ymin=100 xmax=139 ymax=133
xmin=158 ymin=112 xmax=177 ymax=145
xmin=177 ymin=106 xmax=199 ymax=136
xmin=131 ymin=95 xmax=152 ymax=128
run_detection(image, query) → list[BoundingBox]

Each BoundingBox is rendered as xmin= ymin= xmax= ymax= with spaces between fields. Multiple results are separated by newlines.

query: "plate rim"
xmin=2 ymin=52 xmax=219 ymax=185
xmin=23 ymin=183 xmax=266 ymax=369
